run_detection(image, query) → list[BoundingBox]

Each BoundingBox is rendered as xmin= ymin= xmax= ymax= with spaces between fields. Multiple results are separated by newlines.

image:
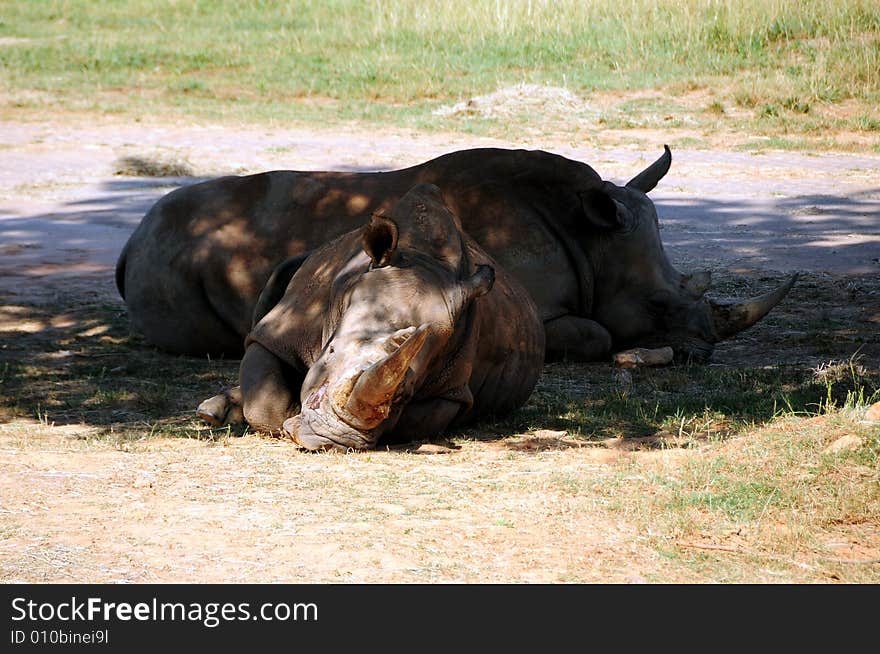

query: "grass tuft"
xmin=114 ymin=155 xmax=194 ymax=177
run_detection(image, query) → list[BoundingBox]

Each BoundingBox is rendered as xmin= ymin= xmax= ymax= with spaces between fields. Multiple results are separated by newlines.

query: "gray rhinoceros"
xmin=117 ymin=146 xmax=794 ymax=363
xmin=197 ymin=183 xmax=545 ymax=451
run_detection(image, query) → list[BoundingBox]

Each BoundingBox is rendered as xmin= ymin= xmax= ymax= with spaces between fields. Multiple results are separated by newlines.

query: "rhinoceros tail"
xmin=115 ymin=240 xmax=130 ymax=300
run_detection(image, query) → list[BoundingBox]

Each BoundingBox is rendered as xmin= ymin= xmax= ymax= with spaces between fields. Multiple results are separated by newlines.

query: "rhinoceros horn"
xmin=344 ymin=324 xmax=431 ymax=425
xmin=709 ymin=275 xmax=798 ymax=341
xmin=626 ymin=145 xmax=672 ymax=193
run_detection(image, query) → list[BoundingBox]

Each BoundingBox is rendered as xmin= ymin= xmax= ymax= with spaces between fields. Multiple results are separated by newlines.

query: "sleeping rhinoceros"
xmin=117 ymin=146 xmax=794 ymax=363
xmin=196 ymin=183 xmax=545 ymax=451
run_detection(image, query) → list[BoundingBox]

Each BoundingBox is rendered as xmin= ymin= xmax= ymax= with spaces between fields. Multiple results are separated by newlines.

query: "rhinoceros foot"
xmin=197 ymin=387 xmax=244 ymax=427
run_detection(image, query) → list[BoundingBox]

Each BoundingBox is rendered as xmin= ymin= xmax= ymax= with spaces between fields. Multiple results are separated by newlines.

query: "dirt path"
xmin=1 ymin=118 xmax=878 ymax=307
xmin=1 ymin=119 xmax=878 ymax=584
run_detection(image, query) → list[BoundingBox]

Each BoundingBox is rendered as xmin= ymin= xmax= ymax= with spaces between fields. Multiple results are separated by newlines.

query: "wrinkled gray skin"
xmin=118 ymin=147 xmax=795 ymax=363
xmin=198 ymin=184 xmax=545 ymax=451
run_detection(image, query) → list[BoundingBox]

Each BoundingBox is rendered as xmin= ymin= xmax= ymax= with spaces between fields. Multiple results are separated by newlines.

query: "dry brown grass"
xmin=0 ymin=410 xmax=876 ymax=583
xmin=114 ymin=155 xmax=195 ymax=178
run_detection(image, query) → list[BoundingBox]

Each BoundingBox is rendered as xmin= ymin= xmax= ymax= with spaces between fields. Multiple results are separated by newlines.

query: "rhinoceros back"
xmin=118 ymin=171 xmax=357 ymax=355
xmin=119 ymin=174 xmax=279 ymax=355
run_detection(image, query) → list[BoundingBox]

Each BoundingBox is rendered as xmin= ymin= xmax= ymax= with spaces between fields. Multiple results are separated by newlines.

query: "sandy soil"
xmin=1 ymin=118 xmax=878 ymax=583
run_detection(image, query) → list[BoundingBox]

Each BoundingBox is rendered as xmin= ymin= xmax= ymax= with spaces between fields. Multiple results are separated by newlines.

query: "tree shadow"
xmin=654 ymin=188 xmax=880 ymax=275
xmin=454 ymin=352 xmax=879 ymax=449
xmin=0 ymin=297 xmax=240 ymax=437
xmin=1 ymin=270 xmax=877 ymax=445
xmin=0 ymin=177 xmax=215 ymax=292
xmin=1 ymin=175 xmax=878 ymax=444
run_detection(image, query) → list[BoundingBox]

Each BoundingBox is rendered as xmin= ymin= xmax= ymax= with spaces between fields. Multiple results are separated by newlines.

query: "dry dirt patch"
xmin=2 ymin=411 xmax=876 ymax=583
xmin=0 ymin=423 xmax=655 ymax=583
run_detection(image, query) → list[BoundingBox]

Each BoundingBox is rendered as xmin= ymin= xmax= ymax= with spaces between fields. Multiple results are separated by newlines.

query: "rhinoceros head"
xmin=286 ymin=183 xmax=494 ymax=450
xmin=577 ymin=147 xmax=795 ymax=362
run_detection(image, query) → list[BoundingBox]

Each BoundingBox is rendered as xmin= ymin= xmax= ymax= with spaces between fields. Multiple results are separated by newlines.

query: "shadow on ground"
xmin=0 ymin=173 xmax=878 ymax=444
xmin=0 ymin=176 xmax=878 ymax=282
xmin=1 ymin=271 xmax=877 ymax=447
xmin=655 ymin=188 xmax=880 ymax=275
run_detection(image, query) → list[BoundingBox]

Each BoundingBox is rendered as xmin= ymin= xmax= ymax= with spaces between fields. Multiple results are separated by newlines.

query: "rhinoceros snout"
xmin=283 ymin=415 xmax=332 ymax=451
xmin=286 ymin=411 xmax=377 ymax=452
xmin=672 ymin=341 xmax=714 ymax=365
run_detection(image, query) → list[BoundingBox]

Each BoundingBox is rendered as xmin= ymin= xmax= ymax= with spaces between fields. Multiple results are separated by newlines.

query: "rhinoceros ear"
xmin=578 ymin=187 xmax=623 ymax=231
xmin=464 ymin=264 xmax=495 ymax=300
xmin=363 ymin=212 xmax=399 ymax=268
xmin=446 ymin=265 xmax=495 ymax=318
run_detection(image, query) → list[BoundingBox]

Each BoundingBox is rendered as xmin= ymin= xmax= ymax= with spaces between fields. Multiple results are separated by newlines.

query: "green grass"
xmin=479 ymin=361 xmax=879 ymax=445
xmin=1 ymin=0 xmax=878 ymax=144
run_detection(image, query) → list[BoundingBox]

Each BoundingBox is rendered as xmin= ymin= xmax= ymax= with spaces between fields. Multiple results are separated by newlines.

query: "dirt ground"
xmin=1 ymin=118 xmax=878 ymax=582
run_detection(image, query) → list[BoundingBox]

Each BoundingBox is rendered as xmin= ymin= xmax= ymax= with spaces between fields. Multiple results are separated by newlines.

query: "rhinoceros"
xmin=117 ymin=146 xmax=794 ymax=363
xmin=197 ymin=183 xmax=545 ymax=451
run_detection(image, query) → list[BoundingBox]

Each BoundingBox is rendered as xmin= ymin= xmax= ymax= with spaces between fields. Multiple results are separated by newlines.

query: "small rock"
xmin=374 ymin=503 xmax=407 ymax=515
xmin=864 ymin=402 xmax=880 ymax=422
xmin=823 ymin=434 xmax=864 ymax=454
xmin=613 ymin=346 xmax=674 ymax=368
xmin=532 ymin=429 xmax=568 ymax=439
xmin=506 ymin=431 xmax=578 ymax=451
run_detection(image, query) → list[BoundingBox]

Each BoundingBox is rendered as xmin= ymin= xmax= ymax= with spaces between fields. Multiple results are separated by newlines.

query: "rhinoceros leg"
xmin=544 ymin=316 xmax=613 ymax=362
xmin=197 ymin=385 xmax=244 ymax=426
xmin=239 ymin=343 xmax=304 ymax=433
